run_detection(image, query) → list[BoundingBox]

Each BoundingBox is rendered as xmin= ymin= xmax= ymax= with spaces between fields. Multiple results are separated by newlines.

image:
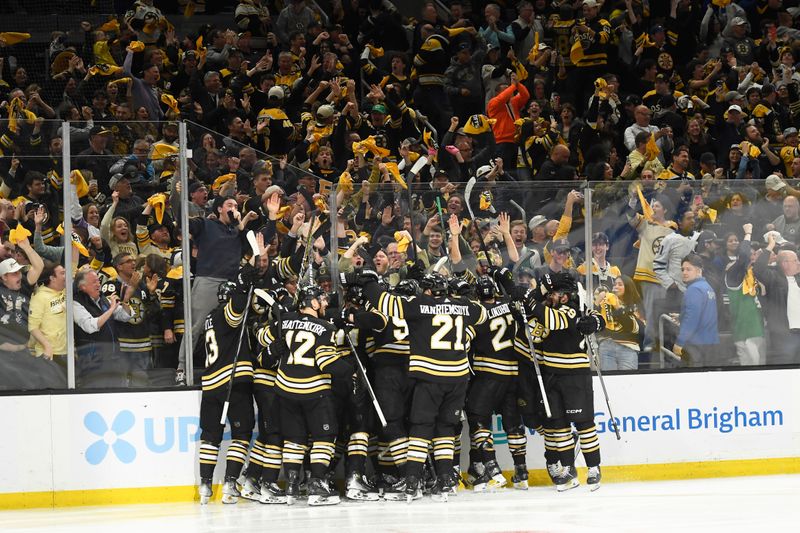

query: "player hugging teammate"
xmin=195 ymin=251 xmax=606 ymax=505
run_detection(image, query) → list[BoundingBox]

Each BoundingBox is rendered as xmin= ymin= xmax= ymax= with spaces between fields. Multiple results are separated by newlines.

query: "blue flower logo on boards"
xmin=84 ymin=410 xmax=137 ymax=465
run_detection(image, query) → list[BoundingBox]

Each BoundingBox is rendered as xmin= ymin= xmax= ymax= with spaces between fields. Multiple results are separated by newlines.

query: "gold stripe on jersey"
xmin=513 ymin=337 xmax=535 ymax=363
xmin=254 ymin=368 xmax=277 ymax=388
xmin=372 ymin=339 xmax=409 ymax=357
xmin=224 ymin=299 xmax=244 ymax=328
xmin=378 ymin=292 xmax=405 ymax=320
xmin=409 ymin=354 xmax=470 ymax=378
xmin=539 ymin=350 xmax=590 ymax=370
xmin=315 ymin=346 xmax=340 ymax=370
xmin=276 ymin=369 xmax=332 ymax=395
xmin=273 ymin=256 xmax=297 ymax=280
xmin=542 ymin=307 xmax=570 ymax=331
xmin=473 ymin=356 xmax=519 ymax=376
xmin=201 ymin=361 xmax=255 ymax=390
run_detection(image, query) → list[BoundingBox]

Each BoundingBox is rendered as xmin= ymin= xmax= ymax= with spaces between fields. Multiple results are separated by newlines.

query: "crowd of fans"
xmin=1 ymin=0 xmax=799 ymax=389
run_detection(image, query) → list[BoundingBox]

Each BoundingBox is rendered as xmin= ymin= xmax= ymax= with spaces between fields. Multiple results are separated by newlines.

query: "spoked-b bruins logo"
xmin=657 ymin=52 xmax=673 ymax=72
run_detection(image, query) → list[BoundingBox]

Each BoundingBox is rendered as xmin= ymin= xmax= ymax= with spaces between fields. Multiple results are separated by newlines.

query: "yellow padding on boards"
xmin=1 ymin=457 xmax=798 ymax=509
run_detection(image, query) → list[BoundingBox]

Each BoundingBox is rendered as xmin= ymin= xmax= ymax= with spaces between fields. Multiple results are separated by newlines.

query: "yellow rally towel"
xmin=384 ymin=162 xmax=407 ymax=189
xmin=99 ymin=19 xmax=121 ymax=33
xmin=394 ymin=231 xmax=410 ymax=253
xmin=740 ymin=142 xmax=761 ymax=159
xmin=366 ymin=44 xmax=384 ymax=58
xmin=161 ymin=93 xmax=180 ymax=116
xmin=637 ymin=185 xmax=654 ymax=222
xmin=151 ymin=143 xmax=178 ymax=160
xmin=108 ymin=77 xmax=131 ymax=86
xmin=276 ymin=205 xmax=293 ymax=218
xmin=70 ymin=170 xmax=90 ymax=198
xmin=129 ymin=40 xmax=145 ymax=53
xmin=353 ymin=136 xmax=391 ymax=158
xmin=742 ymin=267 xmax=756 ymax=296
xmin=93 ymin=41 xmax=118 ymax=67
xmin=594 ymin=77 xmax=608 ymax=99
xmin=314 ymin=195 xmax=329 ymax=213
xmin=184 ymin=1 xmax=196 ymax=17
xmin=358 ymin=232 xmax=371 ymax=243
xmin=8 ymin=97 xmax=36 ymax=133
xmin=212 ymin=173 xmax=236 ymax=192
xmin=527 ymin=32 xmax=540 ymax=63
xmin=89 ymin=64 xmax=123 ymax=76
xmin=8 ymin=225 xmax=31 ymax=245
xmin=712 ymin=0 xmax=733 ymax=7
xmin=71 ymin=233 xmax=90 ymax=257
xmin=148 ymin=193 xmax=167 ymax=224
xmin=645 ymin=133 xmax=660 ymax=161
xmin=463 ymin=114 xmax=496 ymax=135
xmin=338 ymin=171 xmax=353 ymax=194
xmin=0 ymin=32 xmax=31 ymax=46
xmin=479 ymin=191 xmax=493 ymax=211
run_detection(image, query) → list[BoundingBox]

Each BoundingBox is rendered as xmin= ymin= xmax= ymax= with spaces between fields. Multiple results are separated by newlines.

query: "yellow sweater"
xmin=28 ymin=286 xmax=67 ymax=356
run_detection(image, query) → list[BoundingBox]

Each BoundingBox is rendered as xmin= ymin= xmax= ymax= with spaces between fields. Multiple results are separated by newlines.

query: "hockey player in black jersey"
xmin=497 ymin=268 xmax=605 ymax=492
xmin=356 ymin=270 xmax=487 ymax=502
xmin=332 ymin=281 xmax=389 ymax=501
xmin=465 ymin=275 xmax=528 ymax=491
xmin=197 ymin=266 xmax=259 ymax=505
xmin=257 ymin=284 xmax=354 ymax=506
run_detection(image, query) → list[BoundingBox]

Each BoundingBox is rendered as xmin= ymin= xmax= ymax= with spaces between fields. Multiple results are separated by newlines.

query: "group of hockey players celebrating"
xmin=197 ymin=228 xmax=606 ymax=506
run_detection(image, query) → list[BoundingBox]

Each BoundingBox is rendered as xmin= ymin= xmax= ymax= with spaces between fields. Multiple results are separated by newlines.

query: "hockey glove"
xmin=356 ymin=268 xmax=379 ymax=286
xmin=576 ymin=312 xmax=604 ymax=335
xmin=489 ymin=266 xmax=514 ymax=293
xmin=405 ymin=259 xmax=426 ymax=281
xmin=269 ymin=338 xmax=290 ymax=361
xmin=237 ymin=263 xmax=261 ymax=289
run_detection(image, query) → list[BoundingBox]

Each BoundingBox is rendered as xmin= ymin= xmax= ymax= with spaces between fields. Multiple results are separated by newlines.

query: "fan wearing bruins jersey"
xmin=257 ymin=285 xmax=354 ymax=506
xmin=197 ymin=274 xmax=257 ymax=506
xmin=359 ymin=270 xmax=487 ymax=501
xmin=501 ymin=270 xmax=605 ymax=492
xmin=465 ymin=276 xmax=528 ymax=492
xmin=101 ymin=253 xmax=154 ymax=377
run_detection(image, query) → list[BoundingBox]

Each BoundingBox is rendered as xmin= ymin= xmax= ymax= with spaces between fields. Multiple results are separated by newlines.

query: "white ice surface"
xmin=1 ymin=475 xmax=798 ymax=533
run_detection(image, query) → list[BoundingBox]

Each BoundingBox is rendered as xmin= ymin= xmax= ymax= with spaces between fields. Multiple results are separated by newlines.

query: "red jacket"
xmin=487 ymin=82 xmax=530 ymax=144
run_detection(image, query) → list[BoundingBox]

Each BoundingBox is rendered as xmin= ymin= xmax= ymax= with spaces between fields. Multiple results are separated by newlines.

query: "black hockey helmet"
xmin=392 ymin=279 xmax=420 ymax=297
xmin=449 ymin=277 xmax=473 ymax=298
xmin=297 ymin=284 xmax=326 ymax=307
xmin=420 ymin=272 xmax=448 ymax=297
xmin=217 ymin=281 xmax=237 ymax=303
xmin=475 ymin=275 xmax=497 ymax=300
xmin=541 ymin=272 xmax=579 ymax=301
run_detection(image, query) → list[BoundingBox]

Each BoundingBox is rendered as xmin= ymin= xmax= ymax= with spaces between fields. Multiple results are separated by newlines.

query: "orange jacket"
xmin=487 ymin=82 xmax=530 ymax=144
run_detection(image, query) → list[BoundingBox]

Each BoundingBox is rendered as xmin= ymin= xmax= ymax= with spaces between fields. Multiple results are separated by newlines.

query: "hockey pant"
xmin=245 ymin=386 xmax=282 ymax=484
xmin=466 ymin=374 xmax=527 ymax=466
xmin=198 ymin=382 xmax=255 ymax=481
xmin=374 ymin=365 xmax=414 ymax=476
xmin=405 ymin=379 xmax=467 ymax=480
xmin=279 ymin=394 xmax=338 ymax=479
xmin=540 ymin=373 xmax=600 ymax=468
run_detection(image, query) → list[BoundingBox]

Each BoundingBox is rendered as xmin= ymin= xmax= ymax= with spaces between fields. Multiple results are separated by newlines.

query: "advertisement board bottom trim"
xmin=1 ymin=457 xmax=798 ymax=510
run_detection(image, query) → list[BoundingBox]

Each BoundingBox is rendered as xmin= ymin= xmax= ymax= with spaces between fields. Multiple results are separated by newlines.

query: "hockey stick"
xmin=298 ymin=214 xmax=317 ymax=286
xmin=516 ymin=303 xmax=552 ymax=419
xmin=434 ymin=197 xmax=452 ymax=268
xmin=220 ymin=231 xmax=261 ymax=424
xmin=342 ymin=325 xmax=388 ymax=428
xmin=220 ymin=284 xmax=255 ymax=425
xmin=403 ymin=156 xmax=429 ymax=263
xmin=584 ymin=332 xmax=621 ymax=440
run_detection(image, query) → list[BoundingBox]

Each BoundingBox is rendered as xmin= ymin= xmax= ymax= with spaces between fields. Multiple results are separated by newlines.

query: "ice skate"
xmin=285 ymin=470 xmax=301 ymax=506
xmin=587 ymin=466 xmax=602 ymax=491
xmin=380 ymin=474 xmax=407 ymax=501
xmin=259 ymin=482 xmax=287 ymax=504
xmin=554 ymin=465 xmax=580 ymax=492
xmin=546 ymin=462 xmax=563 ymax=484
xmin=198 ymin=478 xmax=213 ymax=505
xmin=239 ymin=476 xmax=261 ymax=501
xmin=346 ymin=472 xmax=380 ymax=501
xmin=221 ymin=477 xmax=240 ymax=504
xmin=511 ymin=464 xmax=529 ymax=490
xmin=430 ymin=478 xmax=448 ymax=502
xmin=307 ymin=477 xmax=341 ymax=506
xmin=467 ymin=462 xmax=490 ymax=492
xmin=405 ymin=476 xmax=423 ymax=503
xmin=485 ymin=460 xmax=507 ymax=490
